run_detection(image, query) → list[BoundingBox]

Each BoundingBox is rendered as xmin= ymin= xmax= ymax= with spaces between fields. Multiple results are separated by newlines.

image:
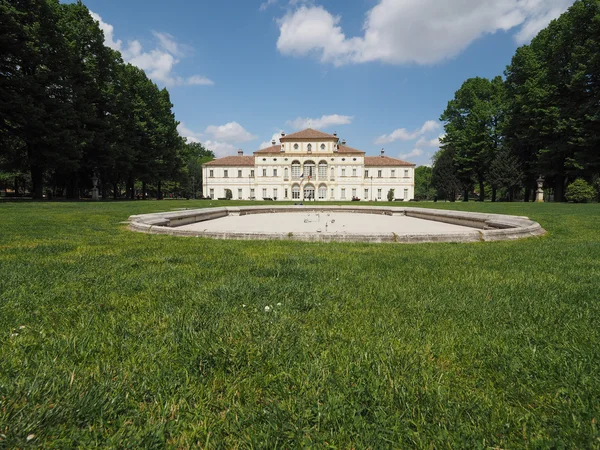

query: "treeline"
xmin=432 ymin=0 xmax=600 ymax=202
xmin=0 ymin=0 xmax=213 ymax=199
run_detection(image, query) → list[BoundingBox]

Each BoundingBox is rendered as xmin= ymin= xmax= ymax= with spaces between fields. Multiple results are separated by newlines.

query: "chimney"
xmin=381 ymin=148 xmax=385 ymax=157
xmin=271 ymin=139 xmax=276 ymax=146
xmin=341 ymin=139 xmax=346 ymax=145
xmin=281 ymin=131 xmax=286 ymax=137
xmin=333 ymin=131 xmax=337 ymax=137
xmin=238 ymin=149 xmax=243 ymax=156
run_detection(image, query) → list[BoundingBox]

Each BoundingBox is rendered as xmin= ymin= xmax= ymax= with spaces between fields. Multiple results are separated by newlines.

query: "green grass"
xmin=1 ymin=200 xmax=599 ymax=448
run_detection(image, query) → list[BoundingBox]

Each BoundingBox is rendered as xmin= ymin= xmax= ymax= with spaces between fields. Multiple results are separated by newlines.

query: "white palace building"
xmin=202 ymin=128 xmax=415 ymax=202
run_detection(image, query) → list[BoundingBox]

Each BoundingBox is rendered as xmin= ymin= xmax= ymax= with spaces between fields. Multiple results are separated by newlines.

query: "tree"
xmin=387 ymin=188 xmax=395 ymax=202
xmin=566 ymin=178 xmax=595 ymax=203
xmin=487 ymin=147 xmax=524 ymax=201
xmin=440 ymin=76 xmax=506 ymax=201
xmin=432 ymin=146 xmax=461 ymax=202
xmin=225 ymin=189 xmax=232 ymax=200
xmin=414 ymin=166 xmax=436 ymax=200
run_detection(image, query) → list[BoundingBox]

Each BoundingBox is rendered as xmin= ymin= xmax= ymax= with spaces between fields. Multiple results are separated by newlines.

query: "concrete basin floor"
xmin=176 ymin=212 xmax=475 ymax=235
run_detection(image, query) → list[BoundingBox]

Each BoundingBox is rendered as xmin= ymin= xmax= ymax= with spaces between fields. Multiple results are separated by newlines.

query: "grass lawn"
xmin=1 ymin=200 xmax=599 ymax=448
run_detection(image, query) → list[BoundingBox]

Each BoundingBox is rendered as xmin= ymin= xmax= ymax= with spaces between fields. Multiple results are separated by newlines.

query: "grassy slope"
xmin=0 ymin=201 xmax=599 ymax=448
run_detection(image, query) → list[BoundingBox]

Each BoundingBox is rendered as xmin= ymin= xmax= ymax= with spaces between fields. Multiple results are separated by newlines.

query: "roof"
xmin=337 ymin=145 xmax=365 ymax=155
xmin=364 ymin=156 xmax=415 ymax=167
xmin=254 ymin=145 xmax=280 ymax=154
xmin=280 ymin=128 xmax=339 ymax=141
xmin=203 ymin=156 xmax=255 ymax=167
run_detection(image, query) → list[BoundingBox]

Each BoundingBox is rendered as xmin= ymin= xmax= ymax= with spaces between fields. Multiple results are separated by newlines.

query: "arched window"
xmin=318 ymin=184 xmax=327 ymax=200
xmin=318 ymin=161 xmax=328 ymax=178
xmin=294 ymin=144 xmax=299 ymax=150
xmin=291 ymin=161 xmax=301 ymax=178
xmin=304 ymin=161 xmax=315 ymax=178
xmin=331 ymin=167 xmax=335 ymax=179
xmin=284 ymin=167 xmax=289 ymax=179
xmin=307 ymin=144 xmax=312 ymax=152
xmin=320 ymin=144 xmax=326 ymax=150
xmin=292 ymin=184 xmax=301 ymax=200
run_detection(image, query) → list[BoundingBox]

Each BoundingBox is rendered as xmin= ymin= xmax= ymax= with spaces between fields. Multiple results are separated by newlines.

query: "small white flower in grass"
xmin=264 ymin=305 xmax=271 ymax=312
xmin=10 ymin=333 xmax=18 ymax=338
xmin=19 ymin=325 xmax=26 ymax=330
xmin=276 ymin=303 xmax=282 ymax=307
xmin=26 ymin=434 xmax=35 ymax=441
xmin=242 ymin=304 xmax=246 ymax=308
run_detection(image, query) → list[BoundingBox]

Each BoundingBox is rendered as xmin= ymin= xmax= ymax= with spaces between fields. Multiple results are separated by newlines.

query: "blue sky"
xmin=80 ymin=0 xmax=575 ymax=166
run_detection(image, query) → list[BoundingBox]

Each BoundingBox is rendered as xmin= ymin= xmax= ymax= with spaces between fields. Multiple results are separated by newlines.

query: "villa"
xmin=202 ymin=128 xmax=415 ymax=201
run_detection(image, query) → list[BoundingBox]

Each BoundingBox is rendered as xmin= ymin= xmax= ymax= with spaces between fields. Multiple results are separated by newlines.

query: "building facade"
xmin=202 ymin=129 xmax=415 ymax=201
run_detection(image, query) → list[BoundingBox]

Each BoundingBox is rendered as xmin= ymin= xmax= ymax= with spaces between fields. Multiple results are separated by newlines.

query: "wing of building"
xmin=202 ymin=128 xmax=416 ymax=201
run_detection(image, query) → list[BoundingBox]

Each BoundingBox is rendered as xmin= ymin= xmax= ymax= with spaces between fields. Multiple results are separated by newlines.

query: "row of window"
xmin=209 ymin=167 xmax=412 ymax=179
xmin=207 ymin=187 xmax=411 ymax=200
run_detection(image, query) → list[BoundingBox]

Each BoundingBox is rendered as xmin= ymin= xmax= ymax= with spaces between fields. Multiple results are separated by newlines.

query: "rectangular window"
xmin=224 ymin=170 xmax=228 ymax=178
xmin=405 ymin=169 xmax=409 ymax=177
xmin=250 ymin=188 xmax=255 ymax=199
xmin=238 ymin=170 xmax=242 ymax=178
xmin=285 ymin=188 xmax=288 ymax=198
xmin=292 ymin=164 xmax=301 ymax=178
xmin=352 ymin=188 xmax=357 ymax=198
xmin=377 ymin=189 xmax=382 ymax=200
xmin=364 ymin=189 xmax=369 ymax=200
xmin=238 ymin=189 xmax=242 ymax=199
xmin=342 ymin=168 xmax=346 ymax=177
xmin=262 ymin=168 xmax=267 ymax=177
xmin=391 ymin=170 xmax=395 ymax=178
xmin=292 ymin=188 xmax=300 ymax=199
xmin=273 ymin=188 xmax=277 ymax=199
xmin=378 ymin=170 xmax=382 ymax=178
xmin=273 ymin=169 xmax=277 ymax=177
xmin=404 ymin=188 xmax=409 ymax=200
xmin=209 ymin=189 xmax=214 ymax=199
xmin=251 ymin=170 xmax=255 ymax=177
xmin=352 ymin=168 xmax=357 ymax=177
xmin=365 ymin=170 xmax=369 ymax=178
xmin=318 ymin=164 xmax=327 ymax=178
xmin=262 ymin=188 xmax=267 ymax=198
xmin=330 ymin=188 xmax=334 ymax=199
xmin=209 ymin=170 xmax=214 ymax=178
xmin=341 ymin=188 xmax=346 ymax=199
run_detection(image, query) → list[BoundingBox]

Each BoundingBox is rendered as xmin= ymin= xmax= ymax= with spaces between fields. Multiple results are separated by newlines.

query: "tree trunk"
xmin=13 ymin=176 xmax=18 ymax=195
xmin=66 ymin=174 xmax=79 ymax=200
xmin=113 ymin=182 xmax=119 ymax=200
xmin=157 ymin=180 xmax=163 ymax=200
xmin=555 ymin=176 xmax=565 ymax=202
xmin=127 ymin=175 xmax=134 ymax=200
xmin=479 ymin=179 xmax=485 ymax=202
xmin=492 ymin=186 xmax=497 ymax=202
xmin=30 ymin=164 xmax=44 ymax=200
xmin=524 ymin=186 xmax=531 ymax=202
xmin=142 ymin=181 xmax=147 ymax=200
xmin=463 ymin=188 xmax=469 ymax=202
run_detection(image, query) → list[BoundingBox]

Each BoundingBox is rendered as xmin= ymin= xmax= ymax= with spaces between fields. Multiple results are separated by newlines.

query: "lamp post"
xmin=91 ymin=172 xmax=99 ymax=201
xmin=248 ymin=174 xmax=252 ymax=200
xmin=191 ymin=176 xmax=195 ymax=200
xmin=536 ymin=175 xmax=545 ymax=203
xmin=370 ymin=176 xmax=373 ymax=202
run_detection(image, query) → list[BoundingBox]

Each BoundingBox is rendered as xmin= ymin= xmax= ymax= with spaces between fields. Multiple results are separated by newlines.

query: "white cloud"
xmin=416 ymin=133 xmax=444 ymax=148
xmin=260 ymin=133 xmax=282 ymax=149
xmin=204 ymin=141 xmax=239 ymax=158
xmin=205 ymin=122 xmax=257 ymax=143
xmin=399 ymin=148 xmax=423 ymax=160
xmin=177 ymin=122 xmax=203 ymax=143
xmin=90 ymin=11 xmax=213 ymax=87
xmin=287 ymin=114 xmax=353 ymax=130
xmin=260 ymin=0 xmax=278 ymax=11
xmin=276 ymin=0 xmax=574 ymax=66
xmin=375 ymin=120 xmax=440 ymax=145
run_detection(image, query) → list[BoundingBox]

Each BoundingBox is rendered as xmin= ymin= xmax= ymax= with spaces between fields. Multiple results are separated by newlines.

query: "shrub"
xmin=224 ymin=189 xmax=233 ymax=200
xmin=566 ymin=178 xmax=595 ymax=203
xmin=387 ymin=188 xmax=395 ymax=202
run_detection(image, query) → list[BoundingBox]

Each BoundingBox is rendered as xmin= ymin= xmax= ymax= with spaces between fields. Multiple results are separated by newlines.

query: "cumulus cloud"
xmin=416 ymin=133 xmax=444 ymax=148
xmin=287 ymin=114 xmax=353 ymax=130
xmin=90 ymin=11 xmax=213 ymax=87
xmin=260 ymin=133 xmax=282 ymax=149
xmin=375 ymin=120 xmax=441 ymax=145
xmin=276 ymin=0 xmax=574 ymax=66
xmin=399 ymin=148 xmax=423 ymax=160
xmin=205 ymin=122 xmax=257 ymax=143
xmin=204 ymin=141 xmax=239 ymax=158
xmin=177 ymin=122 xmax=203 ymax=143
